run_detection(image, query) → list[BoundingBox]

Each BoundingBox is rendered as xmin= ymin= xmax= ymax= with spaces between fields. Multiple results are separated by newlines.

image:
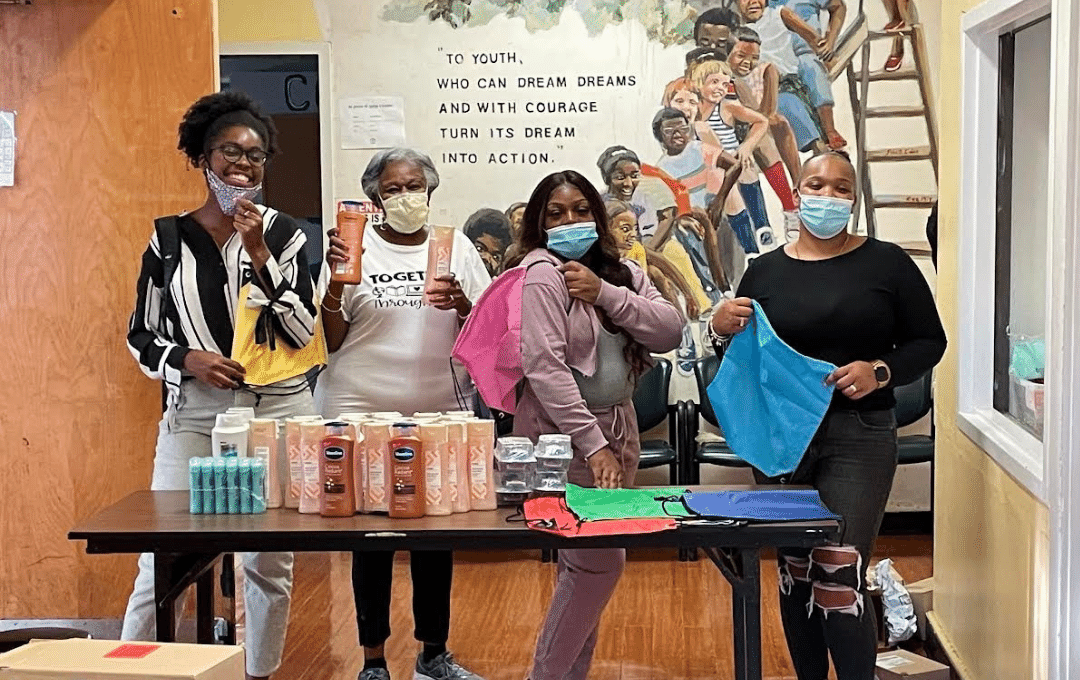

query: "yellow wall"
xmin=932 ymin=2 xmax=1049 ymax=679
xmin=218 ymin=0 xmax=322 ymax=42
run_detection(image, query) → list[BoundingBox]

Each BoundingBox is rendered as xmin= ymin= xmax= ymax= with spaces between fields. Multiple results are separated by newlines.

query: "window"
xmin=957 ymin=0 xmax=1055 ymax=500
xmin=994 ymin=17 xmax=1051 ymax=440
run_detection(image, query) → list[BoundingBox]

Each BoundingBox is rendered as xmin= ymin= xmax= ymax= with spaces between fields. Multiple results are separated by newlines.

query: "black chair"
xmin=632 ymin=357 xmax=681 ymax=484
xmin=684 ymin=354 xmax=749 ymax=485
xmin=892 ymin=370 xmax=936 ymax=521
xmin=895 ymin=371 xmax=934 ymax=464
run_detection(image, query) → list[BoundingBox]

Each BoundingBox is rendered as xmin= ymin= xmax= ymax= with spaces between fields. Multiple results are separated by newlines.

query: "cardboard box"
xmin=876 ymin=649 xmax=950 ymax=680
xmin=907 ymin=577 xmax=935 ymax=640
xmin=0 ymin=639 xmax=243 ymax=679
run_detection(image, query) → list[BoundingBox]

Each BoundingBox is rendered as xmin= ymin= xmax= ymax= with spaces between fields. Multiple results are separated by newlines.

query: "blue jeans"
xmin=753 ymin=409 xmax=899 ymax=680
xmin=778 ymin=91 xmax=822 ymax=150
xmin=798 ymin=54 xmax=834 ymax=108
xmin=674 ymin=228 xmax=722 ymax=305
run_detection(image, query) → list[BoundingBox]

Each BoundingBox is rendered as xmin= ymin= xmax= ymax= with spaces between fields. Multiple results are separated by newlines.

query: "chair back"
xmin=894 ymin=371 xmax=933 ymax=428
xmin=693 ymin=355 xmax=721 ymax=427
xmin=632 ymin=358 xmax=673 ymax=432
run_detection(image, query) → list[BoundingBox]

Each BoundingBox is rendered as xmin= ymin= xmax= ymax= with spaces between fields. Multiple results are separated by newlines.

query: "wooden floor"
xmin=270 ymin=536 xmax=932 ymax=680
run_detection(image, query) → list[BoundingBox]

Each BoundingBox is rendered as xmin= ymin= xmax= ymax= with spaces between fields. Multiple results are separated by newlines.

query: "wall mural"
xmin=334 ymin=0 xmax=935 ymax=377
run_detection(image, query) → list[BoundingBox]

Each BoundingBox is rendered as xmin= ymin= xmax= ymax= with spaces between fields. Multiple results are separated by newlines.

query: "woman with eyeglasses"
xmin=123 ymin=91 xmax=320 ymax=680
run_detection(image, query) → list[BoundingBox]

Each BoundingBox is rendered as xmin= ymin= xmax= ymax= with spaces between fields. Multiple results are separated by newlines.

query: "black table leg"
xmin=220 ymin=554 xmax=237 ymax=645
xmin=154 ymin=553 xmax=178 ymax=643
xmin=702 ymin=546 xmax=763 ymax=680
xmin=152 ymin=552 xmax=222 ymax=643
xmin=731 ymin=548 xmax=762 ymax=680
xmin=196 ymin=566 xmax=215 ymax=644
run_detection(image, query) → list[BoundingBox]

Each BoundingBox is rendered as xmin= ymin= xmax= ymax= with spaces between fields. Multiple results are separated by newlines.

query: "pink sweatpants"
xmin=529 ymin=401 xmax=640 ymax=680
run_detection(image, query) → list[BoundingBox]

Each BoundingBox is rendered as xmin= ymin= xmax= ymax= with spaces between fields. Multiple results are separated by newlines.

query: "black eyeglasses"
xmin=210 ymin=144 xmax=270 ymax=166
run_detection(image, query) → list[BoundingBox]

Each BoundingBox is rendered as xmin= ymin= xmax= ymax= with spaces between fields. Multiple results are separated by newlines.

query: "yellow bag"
xmin=230 ymin=282 xmax=328 ymax=386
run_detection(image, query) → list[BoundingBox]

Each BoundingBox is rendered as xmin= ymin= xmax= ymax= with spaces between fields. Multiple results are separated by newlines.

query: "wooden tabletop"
xmin=69 ymin=488 xmax=839 ymax=554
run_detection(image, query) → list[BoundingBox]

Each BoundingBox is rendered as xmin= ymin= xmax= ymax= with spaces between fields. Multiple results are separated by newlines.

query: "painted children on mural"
xmin=691 ymin=60 xmax=795 ymax=250
xmin=596 ymin=146 xmax=659 ymax=240
xmin=463 ymin=208 xmax=513 ymax=277
xmin=663 ymin=77 xmax=726 ymax=150
xmin=725 ymin=28 xmax=804 ymax=184
xmin=652 ymin=107 xmax=755 ymax=262
xmin=693 ymin=7 xmax=742 ymax=56
xmin=605 ymin=198 xmax=712 ymax=318
xmin=499 ymin=201 xmax=527 ymax=271
xmin=734 ymin=0 xmax=844 ymax=150
xmin=774 ymin=0 xmax=849 ymax=127
xmin=880 ymin=0 xmax=912 ymax=71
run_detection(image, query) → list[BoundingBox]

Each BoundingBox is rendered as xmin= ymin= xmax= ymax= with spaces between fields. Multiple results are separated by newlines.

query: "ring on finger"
xmin=846 ymin=385 xmax=857 ymax=393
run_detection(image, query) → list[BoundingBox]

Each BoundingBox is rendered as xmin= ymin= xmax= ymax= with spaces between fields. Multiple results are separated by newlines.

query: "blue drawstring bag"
xmin=706 ymin=301 xmax=836 ymax=477
xmin=681 ymin=489 xmax=840 ymax=522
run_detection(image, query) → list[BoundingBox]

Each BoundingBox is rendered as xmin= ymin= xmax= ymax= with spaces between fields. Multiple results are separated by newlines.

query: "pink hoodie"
xmin=513 ymin=248 xmax=684 ymax=465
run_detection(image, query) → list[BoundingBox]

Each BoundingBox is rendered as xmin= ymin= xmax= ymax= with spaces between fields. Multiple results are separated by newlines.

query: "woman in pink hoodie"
xmin=505 ymin=170 xmax=684 ymax=680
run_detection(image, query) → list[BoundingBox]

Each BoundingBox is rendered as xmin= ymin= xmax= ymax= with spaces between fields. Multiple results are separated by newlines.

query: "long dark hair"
xmin=509 ymin=170 xmax=650 ymax=379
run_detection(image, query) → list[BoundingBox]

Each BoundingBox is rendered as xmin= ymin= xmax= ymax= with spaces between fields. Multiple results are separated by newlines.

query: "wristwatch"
xmin=871 ymin=360 xmax=892 ymax=389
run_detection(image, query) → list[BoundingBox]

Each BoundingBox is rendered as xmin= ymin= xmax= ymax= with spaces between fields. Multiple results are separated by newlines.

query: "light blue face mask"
xmin=798 ymin=194 xmax=853 ymax=239
xmin=546 ymin=221 xmax=598 ymax=260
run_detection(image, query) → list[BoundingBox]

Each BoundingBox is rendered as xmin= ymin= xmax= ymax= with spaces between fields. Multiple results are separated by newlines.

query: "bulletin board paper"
xmin=339 ymin=96 xmax=406 ymax=149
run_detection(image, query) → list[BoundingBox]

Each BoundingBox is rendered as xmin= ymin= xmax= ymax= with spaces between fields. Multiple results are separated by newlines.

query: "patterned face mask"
xmin=205 ymin=168 xmax=261 ymax=216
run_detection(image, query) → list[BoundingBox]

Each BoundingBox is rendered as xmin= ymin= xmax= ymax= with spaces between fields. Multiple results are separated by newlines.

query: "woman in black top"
xmin=709 ymin=151 xmax=946 ymax=680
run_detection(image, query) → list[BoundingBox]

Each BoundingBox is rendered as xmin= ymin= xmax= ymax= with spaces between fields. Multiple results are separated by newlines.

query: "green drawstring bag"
xmin=564 ymin=484 xmax=692 ymax=521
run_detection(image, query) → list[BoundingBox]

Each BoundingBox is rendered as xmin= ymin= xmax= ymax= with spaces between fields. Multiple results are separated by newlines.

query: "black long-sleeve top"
xmin=733 ymin=238 xmax=947 ymax=412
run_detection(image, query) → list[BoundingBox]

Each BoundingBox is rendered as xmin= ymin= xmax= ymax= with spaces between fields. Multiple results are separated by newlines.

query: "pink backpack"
xmin=451 ymin=254 xmax=560 ymax=414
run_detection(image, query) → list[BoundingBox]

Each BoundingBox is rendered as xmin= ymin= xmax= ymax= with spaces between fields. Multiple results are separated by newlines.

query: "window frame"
xmin=960 ymin=2 xmax=1080 ymax=678
xmin=958 ymin=0 xmax=1052 ymax=501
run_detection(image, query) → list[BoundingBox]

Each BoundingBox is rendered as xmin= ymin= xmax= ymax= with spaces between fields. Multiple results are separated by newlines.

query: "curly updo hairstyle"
xmin=177 ymin=91 xmax=279 ymax=166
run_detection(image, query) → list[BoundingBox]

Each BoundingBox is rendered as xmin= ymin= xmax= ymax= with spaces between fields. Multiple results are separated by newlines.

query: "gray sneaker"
xmin=359 ymin=668 xmax=391 ymax=680
xmin=413 ymin=651 xmax=484 ymax=680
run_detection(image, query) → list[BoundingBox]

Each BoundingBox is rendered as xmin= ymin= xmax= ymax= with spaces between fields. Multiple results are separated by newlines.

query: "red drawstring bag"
xmin=521 ymin=496 xmax=677 ymax=537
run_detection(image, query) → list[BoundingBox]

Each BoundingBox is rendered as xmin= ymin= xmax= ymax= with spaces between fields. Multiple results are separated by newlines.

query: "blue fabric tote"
xmin=706 ymin=301 xmax=837 ymax=477
xmin=681 ymin=489 xmax=840 ymax=522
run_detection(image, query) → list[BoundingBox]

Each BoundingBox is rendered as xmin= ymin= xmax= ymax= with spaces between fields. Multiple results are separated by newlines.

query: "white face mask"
xmin=381 ymin=191 xmax=429 ymax=234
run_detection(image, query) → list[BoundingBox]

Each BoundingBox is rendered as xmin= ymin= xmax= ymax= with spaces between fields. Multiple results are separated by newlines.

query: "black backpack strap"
xmin=154 ymin=215 xmax=181 ymax=322
xmin=153 ymin=216 xmax=180 ymax=413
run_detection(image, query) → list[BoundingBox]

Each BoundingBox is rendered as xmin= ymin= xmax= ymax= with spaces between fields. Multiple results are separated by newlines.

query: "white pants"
xmin=121 ymin=379 xmax=316 ymax=677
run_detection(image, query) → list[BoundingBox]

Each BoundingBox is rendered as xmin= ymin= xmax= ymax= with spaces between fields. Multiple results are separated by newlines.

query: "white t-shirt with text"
xmin=314 ymin=226 xmax=491 ymax=418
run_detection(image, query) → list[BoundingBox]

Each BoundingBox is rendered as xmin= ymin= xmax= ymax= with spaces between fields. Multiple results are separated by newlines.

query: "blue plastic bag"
xmin=706 ymin=301 xmax=836 ymax=477
xmin=682 ymin=489 xmax=840 ymax=522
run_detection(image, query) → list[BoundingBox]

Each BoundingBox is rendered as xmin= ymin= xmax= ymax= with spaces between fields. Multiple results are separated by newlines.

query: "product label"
xmin=393 ymin=445 xmax=417 ymax=462
xmin=426 ymin=450 xmax=442 ymax=503
xmin=369 ymin=450 xmax=386 ymax=505
xmin=470 ymin=446 xmax=488 ymax=497
xmin=324 ymin=446 xmax=345 ymax=461
xmin=303 ymin=459 xmax=320 ymax=498
xmin=446 ymin=450 xmax=459 ymax=501
xmin=435 ymin=245 xmax=452 ymax=276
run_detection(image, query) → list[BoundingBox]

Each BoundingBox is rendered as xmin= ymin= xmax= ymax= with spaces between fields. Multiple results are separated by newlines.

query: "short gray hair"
xmin=361 ymin=147 xmax=441 ymax=208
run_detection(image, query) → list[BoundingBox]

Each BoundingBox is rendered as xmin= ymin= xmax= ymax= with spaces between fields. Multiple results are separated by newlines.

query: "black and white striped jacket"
xmin=127 ymin=206 xmax=317 ymax=402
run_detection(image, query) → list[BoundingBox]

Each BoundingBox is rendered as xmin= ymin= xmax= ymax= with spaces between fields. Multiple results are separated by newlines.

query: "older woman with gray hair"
xmin=314 ymin=147 xmax=490 ymax=680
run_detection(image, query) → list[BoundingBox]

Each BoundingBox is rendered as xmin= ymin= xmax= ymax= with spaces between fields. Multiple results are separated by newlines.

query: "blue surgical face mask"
xmin=798 ymin=194 xmax=853 ymax=239
xmin=546 ymin=221 xmax=599 ymax=260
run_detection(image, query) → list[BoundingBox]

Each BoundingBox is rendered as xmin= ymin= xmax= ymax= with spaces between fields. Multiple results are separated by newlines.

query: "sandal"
xmin=827 ymin=131 xmax=848 ymax=150
xmin=883 ymin=18 xmax=907 ymax=31
xmin=884 ymin=53 xmax=904 ymax=72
